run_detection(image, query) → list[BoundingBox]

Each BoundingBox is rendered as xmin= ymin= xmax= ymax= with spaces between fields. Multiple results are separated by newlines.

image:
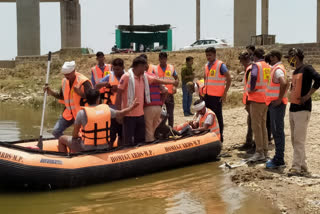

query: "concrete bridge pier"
xmin=16 ymin=0 xmax=40 ymax=56
xmin=60 ymin=0 xmax=81 ymax=49
xmin=234 ymin=0 xmax=256 ymax=46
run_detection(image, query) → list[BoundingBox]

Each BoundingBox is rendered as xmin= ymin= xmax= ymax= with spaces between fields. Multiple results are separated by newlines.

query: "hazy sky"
xmin=0 ymin=0 xmax=317 ymax=59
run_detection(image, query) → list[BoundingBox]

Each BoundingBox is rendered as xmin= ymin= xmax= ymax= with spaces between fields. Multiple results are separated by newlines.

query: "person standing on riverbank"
xmin=247 ymin=48 xmax=270 ymax=162
xmin=45 ymin=61 xmax=92 ymax=139
xmin=286 ymin=48 xmax=320 ymax=176
xmin=265 ymin=53 xmax=274 ymax=146
xmin=203 ymin=47 xmax=232 ymax=143
xmin=238 ymin=51 xmax=254 ymax=152
xmin=181 ymin=56 xmax=195 ymax=116
xmin=265 ymin=50 xmax=288 ymax=169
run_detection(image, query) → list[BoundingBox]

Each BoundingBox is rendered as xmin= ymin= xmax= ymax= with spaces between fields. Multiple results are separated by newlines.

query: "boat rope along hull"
xmin=0 ymin=133 xmax=221 ymax=189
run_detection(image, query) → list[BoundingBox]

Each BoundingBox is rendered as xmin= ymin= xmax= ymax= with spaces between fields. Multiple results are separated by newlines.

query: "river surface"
xmin=0 ymin=103 xmax=279 ymax=214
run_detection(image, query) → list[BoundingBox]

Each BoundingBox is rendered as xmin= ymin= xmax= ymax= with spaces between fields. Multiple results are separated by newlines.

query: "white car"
xmin=181 ymin=39 xmax=230 ymax=51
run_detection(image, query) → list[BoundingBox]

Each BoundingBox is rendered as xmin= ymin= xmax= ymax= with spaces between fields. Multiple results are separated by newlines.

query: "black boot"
xmin=238 ymin=141 xmax=254 ymax=151
xmin=246 ymin=143 xmax=256 ymax=154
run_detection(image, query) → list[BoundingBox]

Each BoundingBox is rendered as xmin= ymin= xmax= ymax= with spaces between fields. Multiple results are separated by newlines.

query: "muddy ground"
xmin=174 ymin=97 xmax=320 ymax=214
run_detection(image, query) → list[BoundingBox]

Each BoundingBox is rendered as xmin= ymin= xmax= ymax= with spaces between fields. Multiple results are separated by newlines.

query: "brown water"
xmin=0 ymin=103 xmax=279 ymax=214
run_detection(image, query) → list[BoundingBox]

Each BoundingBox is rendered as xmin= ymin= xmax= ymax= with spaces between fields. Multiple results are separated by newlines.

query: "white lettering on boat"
xmin=109 ymin=140 xmax=202 ymax=164
xmin=0 ymin=151 xmax=23 ymax=163
xmin=110 ymin=150 xmax=154 ymax=163
xmin=165 ymin=140 xmax=201 ymax=152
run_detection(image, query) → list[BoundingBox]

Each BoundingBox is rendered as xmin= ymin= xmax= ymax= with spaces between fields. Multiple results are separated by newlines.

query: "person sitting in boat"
xmin=45 ymin=61 xmax=92 ymax=139
xmin=174 ymin=99 xmax=220 ymax=139
xmin=58 ymin=89 xmax=138 ymax=153
xmin=192 ymin=99 xmax=220 ymax=138
xmin=186 ymin=79 xmax=205 ymax=99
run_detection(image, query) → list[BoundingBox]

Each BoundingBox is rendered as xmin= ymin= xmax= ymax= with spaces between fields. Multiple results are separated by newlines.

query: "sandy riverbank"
xmin=174 ymin=100 xmax=320 ymax=214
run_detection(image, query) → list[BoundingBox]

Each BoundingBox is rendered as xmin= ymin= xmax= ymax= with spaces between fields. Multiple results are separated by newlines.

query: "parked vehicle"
xmin=181 ymin=38 xmax=230 ymax=51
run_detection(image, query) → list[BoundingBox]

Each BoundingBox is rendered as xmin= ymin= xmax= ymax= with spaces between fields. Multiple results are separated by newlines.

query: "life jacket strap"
xmin=103 ymin=90 xmax=113 ymax=105
xmin=94 ymin=123 xmax=98 ymax=146
xmin=82 ymin=121 xmax=111 ymax=146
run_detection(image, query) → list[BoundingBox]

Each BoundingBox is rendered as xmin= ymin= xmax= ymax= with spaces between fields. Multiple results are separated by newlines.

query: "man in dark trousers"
xmin=203 ymin=47 xmax=232 ymax=143
xmin=154 ymin=52 xmax=179 ymax=127
xmin=181 ymin=56 xmax=195 ymax=116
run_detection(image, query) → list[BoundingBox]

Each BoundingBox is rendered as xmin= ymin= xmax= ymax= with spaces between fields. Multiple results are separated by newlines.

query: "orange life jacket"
xmin=242 ymin=64 xmax=252 ymax=105
xmin=103 ymin=72 xmax=120 ymax=105
xmin=204 ymin=60 xmax=226 ymax=97
xmin=265 ymin=63 xmax=288 ymax=106
xmin=80 ymin=104 xmax=111 ymax=146
xmin=154 ymin=64 xmax=176 ymax=94
xmin=91 ymin=64 xmax=112 ymax=93
xmin=247 ymin=61 xmax=271 ymax=103
xmin=60 ymin=72 xmax=91 ymax=121
xmin=199 ymin=108 xmax=220 ymax=139
xmin=197 ymin=79 xmax=205 ymax=97
xmin=147 ymin=64 xmax=155 ymax=74
xmin=290 ymin=72 xmax=303 ymax=105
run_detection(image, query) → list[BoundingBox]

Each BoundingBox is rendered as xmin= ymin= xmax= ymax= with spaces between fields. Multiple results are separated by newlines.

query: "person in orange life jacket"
xmin=45 ymin=61 xmax=92 ymax=139
xmin=189 ymin=99 xmax=220 ymax=138
xmin=247 ymin=48 xmax=270 ymax=162
xmin=91 ymin=52 xmax=112 ymax=86
xmin=95 ymin=58 xmax=125 ymax=146
xmin=264 ymin=50 xmax=289 ymax=169
xmin=139 ymin=54 xmax=178 ymax=143
xmin=91 ymin=52 xmax=112 ymax=101
xmin=264 ymin=53 xmax=273 ymax=146
xmin=154 ymin=52 xmax=179 ymax=127
xmin=203 ymin=47 xmax=232 ymax=143
xmin=285 ymin=48 xmax=320 ymax=176
xmin=237 ymin=51 xmax=255 ymax=152
xmin=186 ymin=79 xmax=205 ymax=100
xmin=58 ymin=89 xmax=138 ymax=153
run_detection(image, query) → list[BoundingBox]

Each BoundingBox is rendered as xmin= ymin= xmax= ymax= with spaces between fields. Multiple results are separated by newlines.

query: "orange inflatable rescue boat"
xmin=0 ymin=131 xmax=221 ymax=189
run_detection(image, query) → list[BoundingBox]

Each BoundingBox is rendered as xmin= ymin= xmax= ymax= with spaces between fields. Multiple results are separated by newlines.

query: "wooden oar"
xmin=37 ymin=52 xmax=52 ymax=150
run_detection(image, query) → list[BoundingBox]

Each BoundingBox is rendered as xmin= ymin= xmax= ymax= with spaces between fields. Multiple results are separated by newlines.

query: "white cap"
xmin=61 ymin=61 xmax=76 ymax=74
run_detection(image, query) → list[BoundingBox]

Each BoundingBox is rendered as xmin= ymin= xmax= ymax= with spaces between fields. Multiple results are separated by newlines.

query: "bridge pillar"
xmin=16 ymin=0 xmax=40 ymax=56
xmin=261 ymin=0 xmax=269 ymax=35
xmin=60 ymin=0 xmax=81 ymax=49
xmin=234 ymin=0 xmax=256 ymax=46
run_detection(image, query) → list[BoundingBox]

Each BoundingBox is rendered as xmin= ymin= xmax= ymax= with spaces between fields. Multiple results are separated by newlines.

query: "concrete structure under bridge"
xmin=0 ymin=0 xmax=81 ymax=56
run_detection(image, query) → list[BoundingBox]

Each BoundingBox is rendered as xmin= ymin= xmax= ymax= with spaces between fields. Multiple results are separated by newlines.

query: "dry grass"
xmin=1 ymin=48 xmax=319 ymax=109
